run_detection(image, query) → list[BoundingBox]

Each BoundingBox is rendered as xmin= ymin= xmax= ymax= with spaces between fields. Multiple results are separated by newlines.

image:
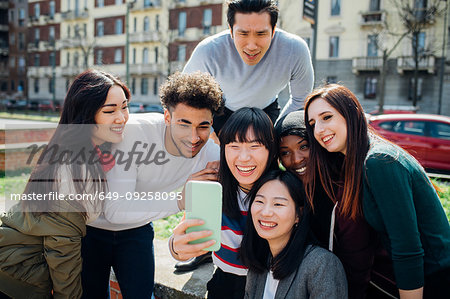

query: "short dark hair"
xmin=218 ymin=107 xmax=278 ymax=219
xmin=227 ymin=0 xmax=278 ymax=31
xmin=240 ymin=169 xmax=312 ymax=280
xmin=159 ymin=71 xmax=224 ymax=115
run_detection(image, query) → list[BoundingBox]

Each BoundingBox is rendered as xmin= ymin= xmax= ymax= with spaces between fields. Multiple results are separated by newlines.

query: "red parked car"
xmin=369 ymin=114 xmax=450 ymax=173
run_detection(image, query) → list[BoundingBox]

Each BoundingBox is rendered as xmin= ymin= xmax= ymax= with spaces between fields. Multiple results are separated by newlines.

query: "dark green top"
xmin=362 ymin=136 xmax=450 ymax=290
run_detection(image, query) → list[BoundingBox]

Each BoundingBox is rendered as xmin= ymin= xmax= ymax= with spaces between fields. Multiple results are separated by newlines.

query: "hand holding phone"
xmin=185 ymin=181 xmax=222 ymax=251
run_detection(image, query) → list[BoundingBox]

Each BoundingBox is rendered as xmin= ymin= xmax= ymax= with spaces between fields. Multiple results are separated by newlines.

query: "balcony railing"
xmin=130 ymin=63 xmax=163 ymax=75
xmin=359 ymin=10 xmax=386 ymax=26
xmin=27 ymin=66 xmax=53 ymax=78
xmin=61 ymin=66 xmax=84 ymax=77
xmin=130 ymin=31 xmax=161 ymax=43
xmin=131 ymin=0 xmax=162 ymax=11
xmin=352 ymin=56 xmax=382 ymax=73
xmin=397 ymin=55 xmax=435 ymax=74
xmin=61 ymin=9 xmax=89 ymax=20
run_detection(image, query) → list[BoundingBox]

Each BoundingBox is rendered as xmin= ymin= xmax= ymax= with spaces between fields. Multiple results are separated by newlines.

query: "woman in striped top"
xmin=170 ymin=107 xmax=278 ymax=298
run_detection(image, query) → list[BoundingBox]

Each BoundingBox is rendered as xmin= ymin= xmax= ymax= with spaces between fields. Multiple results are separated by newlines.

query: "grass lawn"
xmin=2 ymin=170 xmax=449 ymax=239
xmin=0 ymin=112 xmax=59 ymax=123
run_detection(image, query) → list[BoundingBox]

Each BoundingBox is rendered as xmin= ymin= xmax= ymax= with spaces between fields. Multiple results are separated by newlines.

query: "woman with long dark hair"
xmin=0 ymin=70 xmax=130 ymax=298
xmin=241 ymin=169 xmax=347 ymax=298
xmin=170 ymin=107 xmax=278 ymax=298
xmin=304 ymin=84 xmax=450 ymax=298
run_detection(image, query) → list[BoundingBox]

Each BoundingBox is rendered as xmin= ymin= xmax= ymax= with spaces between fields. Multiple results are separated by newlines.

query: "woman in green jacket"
xmin=304 ymin=84 xmax=450 ymax=299
xmin=0 ymin=69 xmax=130 ymax=298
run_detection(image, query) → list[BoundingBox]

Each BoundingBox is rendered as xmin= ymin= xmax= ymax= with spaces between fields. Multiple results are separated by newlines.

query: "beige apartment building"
xmin=278 ymin=0 xmax=449 ymax=115
xmin=24 ymin=0 xmax=226 ymax=106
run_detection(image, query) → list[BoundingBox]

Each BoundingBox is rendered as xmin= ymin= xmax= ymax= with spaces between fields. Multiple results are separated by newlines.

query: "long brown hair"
xmin=304 ymin=84 xmax=369 ymax=220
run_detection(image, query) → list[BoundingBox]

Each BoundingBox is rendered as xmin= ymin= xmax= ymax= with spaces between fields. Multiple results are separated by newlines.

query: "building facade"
xmin=278 ymin=0 xmax=450 ymax=115
xmin=1 ymin=0 xmax=9 ymax=98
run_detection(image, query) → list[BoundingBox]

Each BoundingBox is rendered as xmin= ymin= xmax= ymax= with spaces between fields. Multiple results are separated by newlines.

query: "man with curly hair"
xmin=81 ymin=72 xmax=223 ymax=298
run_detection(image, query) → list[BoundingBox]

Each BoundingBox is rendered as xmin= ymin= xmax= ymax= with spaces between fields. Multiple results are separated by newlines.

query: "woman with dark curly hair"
xmin=0 ymin=69 xmax=130 ymax=298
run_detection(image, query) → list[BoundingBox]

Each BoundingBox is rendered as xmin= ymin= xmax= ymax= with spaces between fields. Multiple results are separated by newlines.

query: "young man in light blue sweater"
xmin=183 ymin=0 xmax=314 ymax=132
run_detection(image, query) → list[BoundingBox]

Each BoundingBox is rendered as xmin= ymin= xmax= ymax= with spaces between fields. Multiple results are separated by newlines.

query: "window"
xmin=178 ymin=12 xmax=186 ymax=36
xmin=364 ymin=77 xmax=378 ymax=99
xmin=429 ymin=122 xmax=450 ymax=140
xmin=18 ymin=8 xmax=25 ymax=26
xmin=75 ymin=0 xmax=80 ymax=16
xmin=177 ymin=45 xmax=186 ymax=62
xmin=115 ymin=0 xmax=122 ymax=5
xmin=203 ymin=9 xmax=212 ymax=35
xmin=49 ymin=52 xmax=55 ymax=67
xmin=114 ymin=49 xmax=122 ymax=63
xmin=414 ymin=0 xmax=427 ymax=20
xmin=18 ymin=33 xmax=25 ymax=50
xmin=370 ymin=0 xmax=380 ymax=11
xmin=9 ymin=33 xmax=15 ymax=46
xmin=331 ymin=0 xmax=340 ymax=16
xmin=144 ymin=16 xmax=150 ymax=32
xmin=326 ymin=76 xmax=337 ymax=84
xmin=34 ymin=78 xmax=39 ymax=93
xmin=97 ymin=0 xmax=104 ymax=7
xmin=141 ymin=78 xmax=148 ymax=95
xmin=34 ymin=28 xmax=40 ymax=46
xmin=408 ymin=77 xmax=423 ymax=101
xmin=154 ymin=47 xmax=158 ymax=63
xmin=18 ymin=80 xmax=24 ymax=92
xmin=153 ymin=78 xmax=158 ymax=95
xmin=133 ymin=17 xmax=137 ymax=32
xmin=156 ymin=15 xmax=160 ymax=31
xmin=49 ymin=26 xmax=55 ymax=43
xmin=116 ymin=19 xmax=123 ymax=35
xmin=144 ymin=0 xmax=152 ymax=8
xmin=9 ymin=10 xmax=14 ymax=22
xmin=143 ymin=48 xmax=149 ymax=64
xmin=67 ymin=25 xmax=71 ymax=37
xmin=74 ymin=52 xmax=79 ymax=66
xmin=131 ymin=78 xmax=136 ymax=94
xmin=66 ymin=79 xmax=70 ymax=91
xmin=49 ymin=77 xmax=55 ymax=93
xmin=9 ymin=57 xmax=15 ymax=68
xmin=132 ymin=48 xmax=136 ymax=64
xmin=97 ymin=21 xmax=104 ymax=36
xmin=18 ymin=57 xmax=25 ymax=73
xmin=329 ymin=36 xmax=339 ymax=58
xmin=50 ymin=1 xmax=55 ymax=18
xmin=367 ymin=34 xmax=378 ymax=57
xmin=413 ymin=32 xmax=426 ymax=55
xmin=34 ymin=54 xmax=41 ymax=66
xmin=96 ymin=49 xmax=103 ymax=64
xmin=74 ymin=24 xmax=80 ymax=37
xmin=11 ymin=80 xmax=15 ymax=92
xmin=34 ymin=3 xmax=40 ymax=17
xmin=83 ymin=24 xmax=87 ymax=37
xmin=66 ymin=52 xmax=70 ymax=66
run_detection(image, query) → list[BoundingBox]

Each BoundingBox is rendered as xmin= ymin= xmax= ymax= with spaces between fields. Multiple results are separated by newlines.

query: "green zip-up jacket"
xmin=362 ymin=136 xmax=450 ymax=290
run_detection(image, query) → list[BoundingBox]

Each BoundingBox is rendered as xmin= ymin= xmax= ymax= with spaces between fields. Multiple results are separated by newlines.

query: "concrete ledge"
xmin=153 ymin=238 xmax=215 ymax=299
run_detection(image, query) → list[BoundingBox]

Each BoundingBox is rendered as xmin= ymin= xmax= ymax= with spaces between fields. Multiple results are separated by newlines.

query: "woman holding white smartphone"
xmin=170 ymin=107 xmax=278 ymax=298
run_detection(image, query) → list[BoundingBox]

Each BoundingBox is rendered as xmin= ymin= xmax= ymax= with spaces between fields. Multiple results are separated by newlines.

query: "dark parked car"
xmin=128 ymin=102 xmax=145 ymax=113
xmin=38 ymin=100 xmax=55 ymax=111
xmin=143 ymin=104 xmax=164 ymax=113
xmin=369 ymin=114 xmax=450 ymax=173
xmin=6 ymin=100 xmax=28 ymax=111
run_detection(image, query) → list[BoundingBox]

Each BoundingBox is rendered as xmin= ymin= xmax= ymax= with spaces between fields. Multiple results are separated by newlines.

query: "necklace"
xmin=238 ymin=185 xmax=251 ymax=193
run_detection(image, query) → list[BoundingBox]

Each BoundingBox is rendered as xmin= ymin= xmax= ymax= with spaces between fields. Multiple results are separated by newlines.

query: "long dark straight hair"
xmin=304 ymin=84 xmax=369 ymax=220
xmin=218 ymin=107 xmax=278 ymax=219
xmin=22 ymin=70 xmax=130 ymax=217
xmin=240 ymin=169 xmax=312 ymax=280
